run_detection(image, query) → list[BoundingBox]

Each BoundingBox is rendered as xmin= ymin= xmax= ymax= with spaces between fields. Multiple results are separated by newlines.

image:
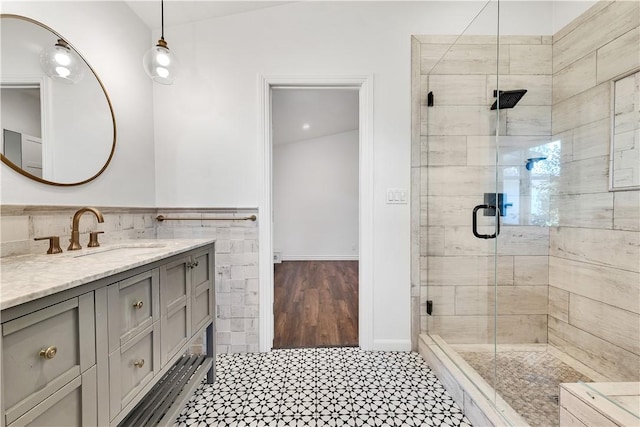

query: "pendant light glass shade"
xmin=143 ymin=38 xmax=178 ymax=85
xmin=143 ymin=0 xmax=178 ymax=85
xmin=39 ymin=39 xmax=85 ymax=84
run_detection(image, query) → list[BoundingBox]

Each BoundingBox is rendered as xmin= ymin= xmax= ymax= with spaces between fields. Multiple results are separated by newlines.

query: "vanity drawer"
xmin=1 ymin=294 xmax=95 ymax=426
xmin=107 ymin=269 xmax=159 ymax=351
xmin=8 ymin=366 xmax=97 ymax=427
xmin=108 ymin=323 xmax=160 ymax=420
xmin=191 ymin=248 xmax=214 ymax=332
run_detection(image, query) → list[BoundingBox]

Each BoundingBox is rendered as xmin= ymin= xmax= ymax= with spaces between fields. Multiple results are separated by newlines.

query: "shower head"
xmin=490 ymin=89 xmax=527 ymax=110
xmin=525 ymin=156 xmax=547 ymax=170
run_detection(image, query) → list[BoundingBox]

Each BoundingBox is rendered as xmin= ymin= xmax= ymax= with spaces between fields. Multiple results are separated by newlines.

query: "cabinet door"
xmin=159 ymin=256 xmax=190 ymax=366
xmin=107 ymin=269 xmax=159 ymax=352
xmin=8 ymin=366 xmax=97 ymax=427
xmin=191 ymin=247 xmax=215 ymax=333
xmin=2 ymin=294 xmax=95 ymax=426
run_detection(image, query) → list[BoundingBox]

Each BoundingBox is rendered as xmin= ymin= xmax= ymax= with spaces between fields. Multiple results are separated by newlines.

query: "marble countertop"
xmin=0 ymin=238 xmax=215 ymax=311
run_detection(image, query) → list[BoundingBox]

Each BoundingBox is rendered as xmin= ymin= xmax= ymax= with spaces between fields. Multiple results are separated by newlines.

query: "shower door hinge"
xmin=427 ymin=91 xmax=434 ymax=107
xmin=426 ymin=300 xmax=433 ymax=315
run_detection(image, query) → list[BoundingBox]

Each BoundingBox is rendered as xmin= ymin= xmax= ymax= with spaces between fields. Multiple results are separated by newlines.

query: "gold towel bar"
xmin=156 ymin=215 xmax=257 ymax=222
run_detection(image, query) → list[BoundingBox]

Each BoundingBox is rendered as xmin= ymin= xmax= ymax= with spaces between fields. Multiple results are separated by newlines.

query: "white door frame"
xmin=258 ymin=74 xmax=374 ymax=352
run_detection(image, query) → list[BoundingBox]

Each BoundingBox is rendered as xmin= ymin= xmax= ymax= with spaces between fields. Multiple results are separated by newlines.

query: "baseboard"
xmin=372 ymin=339 xmax=411 ymax=352
xmin=282 ymin=255 xmax=359 ymax=261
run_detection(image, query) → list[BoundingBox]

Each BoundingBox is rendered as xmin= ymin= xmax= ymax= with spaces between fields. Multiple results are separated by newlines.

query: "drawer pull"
xmin=134 ymin=359 xmax=145 ymax=368
xmin=133 ymin=300 xmax=144 ymax=309
xmin=39 ymin=346 xmax=58 ymax=360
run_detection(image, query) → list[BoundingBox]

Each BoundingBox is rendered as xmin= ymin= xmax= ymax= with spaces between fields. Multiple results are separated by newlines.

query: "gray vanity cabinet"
xmin=1 ymin=293 xmax=97 ymax=427
xmin=159 ymin=246 xmax=214 ymax=367
xmin=106 ymin=269 xmax=161 ymax=421
xmin=1 ymin=242 xmax=215 ymax=427
xmin=107 ymin=269 xmax=160 ymax=352
xmin=159 ymin=256 xmax=191 ymax=367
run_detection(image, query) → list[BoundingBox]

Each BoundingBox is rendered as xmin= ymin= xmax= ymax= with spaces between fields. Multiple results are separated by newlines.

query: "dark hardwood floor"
xmin=273 ymin=260 xmax=358 ymax=349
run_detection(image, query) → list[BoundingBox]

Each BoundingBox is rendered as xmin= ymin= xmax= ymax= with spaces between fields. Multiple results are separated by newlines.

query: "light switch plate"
xmin=386 ymin=188 xmax=408 ymax=204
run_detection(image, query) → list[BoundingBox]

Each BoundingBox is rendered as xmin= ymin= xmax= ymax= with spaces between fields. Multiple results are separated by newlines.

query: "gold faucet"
xmin=68 ymin=207 xmax=104 ymax=251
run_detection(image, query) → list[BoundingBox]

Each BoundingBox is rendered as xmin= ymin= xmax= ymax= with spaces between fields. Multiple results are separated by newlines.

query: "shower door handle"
xmin=472 ymin=204 xmax=500 ymax=239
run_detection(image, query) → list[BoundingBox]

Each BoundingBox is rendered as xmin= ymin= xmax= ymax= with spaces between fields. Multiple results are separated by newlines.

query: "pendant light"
xmin=39 ymin=39 xmax=85 ymax=84
xmin=143 ymin=0 xmax=178 ymax=84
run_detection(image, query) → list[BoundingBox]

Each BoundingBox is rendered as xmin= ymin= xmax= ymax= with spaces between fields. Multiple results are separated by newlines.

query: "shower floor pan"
xmin=457 ymin=346 xmax=591 ymax=427
xmin=419 ymin=335 xmax=607 ymax=427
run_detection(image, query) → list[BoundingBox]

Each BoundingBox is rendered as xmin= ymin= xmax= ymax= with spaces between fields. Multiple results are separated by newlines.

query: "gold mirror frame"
xmin=1 ymin=14 xmax=116 ymax=187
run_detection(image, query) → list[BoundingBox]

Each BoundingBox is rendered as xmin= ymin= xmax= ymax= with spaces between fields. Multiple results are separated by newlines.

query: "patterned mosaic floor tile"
xmin=174 ymin=348 xmax=472 ymax=427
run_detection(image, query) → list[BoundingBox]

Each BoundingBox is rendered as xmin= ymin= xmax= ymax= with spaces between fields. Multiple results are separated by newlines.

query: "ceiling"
xmin=271 ymin=89 xmax=359 ymax=146
xmin=125 ymin=1 xmax=292 ymax=30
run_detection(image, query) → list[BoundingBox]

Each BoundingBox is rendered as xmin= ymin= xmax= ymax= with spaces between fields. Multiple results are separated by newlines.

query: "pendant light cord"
xmin=161 ymin=0 xmax=165 ymax=41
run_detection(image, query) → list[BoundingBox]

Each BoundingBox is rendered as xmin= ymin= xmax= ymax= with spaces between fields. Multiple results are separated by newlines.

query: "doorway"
xmin=271 ymin=88 xmax=359 ymax=348
xmin=258 ymin=75 xmax=374 ymax=352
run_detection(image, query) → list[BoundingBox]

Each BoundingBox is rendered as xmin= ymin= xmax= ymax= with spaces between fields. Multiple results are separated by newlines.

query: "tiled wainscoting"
xmin=0 ymin=205 xmax=259 ymax=353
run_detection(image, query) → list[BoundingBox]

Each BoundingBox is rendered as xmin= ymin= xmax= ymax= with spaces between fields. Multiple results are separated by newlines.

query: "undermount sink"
xmin=72 ymin=242 xmax=167 ymax=258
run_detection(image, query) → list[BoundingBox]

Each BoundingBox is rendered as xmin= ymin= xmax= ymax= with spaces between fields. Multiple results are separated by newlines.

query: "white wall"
xmin=274 ymin=130 xmax=359 ymax=260
xmin=153 ymin=1 xmax=559 ymax=349
xmin=0 ymin=1 xmax=155 ymax=205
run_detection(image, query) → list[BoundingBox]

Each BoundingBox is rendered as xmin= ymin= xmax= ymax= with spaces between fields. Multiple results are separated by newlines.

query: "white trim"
xmin=1 ymin=76 xmax=51 ymax=179
xmin=373 ymin=339 xmax=412 ymax=352
xmin=259 ymin=74 xmax=374 ymax=352
xmin=281 ymin=255 xmax=360 ymax=261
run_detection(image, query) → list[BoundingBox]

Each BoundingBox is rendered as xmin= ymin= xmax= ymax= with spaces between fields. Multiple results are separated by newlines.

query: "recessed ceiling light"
xmin=302 ymin=123 xmax=310 ymax=130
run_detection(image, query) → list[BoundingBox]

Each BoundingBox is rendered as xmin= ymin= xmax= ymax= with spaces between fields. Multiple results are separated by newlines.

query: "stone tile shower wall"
xmin=0 ymin=205 xmax=259 ymax=354
xmin=413 ymin=35 xmax=553 ymax=344
xmin=548 ymin=0 xmax=640 ymax=381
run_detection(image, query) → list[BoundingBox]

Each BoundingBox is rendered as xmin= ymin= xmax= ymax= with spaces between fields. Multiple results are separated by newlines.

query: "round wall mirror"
xmin=1 ymin=15 xmax=116 ymax=186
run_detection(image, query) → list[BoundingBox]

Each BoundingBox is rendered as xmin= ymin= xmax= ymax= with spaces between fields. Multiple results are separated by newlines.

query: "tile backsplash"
xmin=0 ymin=205 xmax=260 ymax=354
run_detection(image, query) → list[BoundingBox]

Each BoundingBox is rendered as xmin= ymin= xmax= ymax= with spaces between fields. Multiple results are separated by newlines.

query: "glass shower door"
xmin=420 ymin=0 xmax=503 ymax=412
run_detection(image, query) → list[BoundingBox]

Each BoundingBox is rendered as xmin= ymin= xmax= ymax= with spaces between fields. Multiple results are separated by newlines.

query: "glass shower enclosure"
xmin=413 ymin=0 xmax=640 ymax=425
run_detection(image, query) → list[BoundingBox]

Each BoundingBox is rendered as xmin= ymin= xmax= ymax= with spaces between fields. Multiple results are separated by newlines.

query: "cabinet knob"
xmin=133 ymin=300 xmax=144 ymax=310
xmin=134 ymin=359 xmax=145 ymax=368
xmin=39 ymin=346 xmax=58 ymax=360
